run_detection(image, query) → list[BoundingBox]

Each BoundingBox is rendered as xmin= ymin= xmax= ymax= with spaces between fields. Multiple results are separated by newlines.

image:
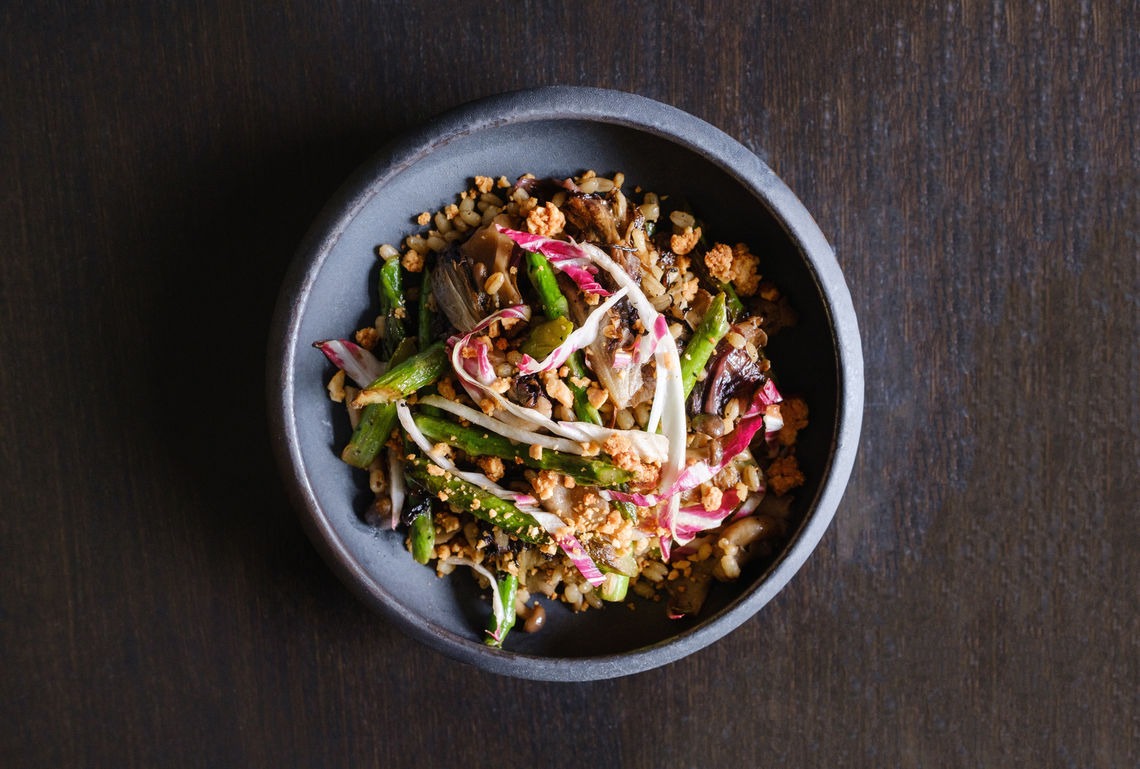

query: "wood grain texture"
xmin=2 ymin=1 xmax=1135 ymax=766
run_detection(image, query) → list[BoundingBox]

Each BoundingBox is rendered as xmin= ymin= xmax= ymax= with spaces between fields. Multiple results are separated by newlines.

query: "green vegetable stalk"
xmin=341 ymin=403 xmax=398 ymax=468
xmin=379 ymin=256 xmax=407 ymax=357
xmin=354 ymin=342 xmax=447 ymax=406
xmin=600 ymin=573 xmax=629 ymax=602
xmin=405 ymin=455 xmax=548 ymax=544
xmin=413 ymin=414 xmax=632 ymax=487
xmin=410 ymin=510 xmax=435 ymax=564
xmin=485 ymin=573 xmax=518 ymax=648
xmin=525 ymin=250 xmax=570 ymax=319
xmin=680 ymin=292 xmax=730 ymax=397
xmin=524 ymin=250 xmax=602 ymax=425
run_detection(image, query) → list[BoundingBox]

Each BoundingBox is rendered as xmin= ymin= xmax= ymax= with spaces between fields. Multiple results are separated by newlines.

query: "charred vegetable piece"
xmin=701 ymin=346 xmax=764 ymax=416
xmin=680 ymin=292 xmax=730 ymax=397
xmin=413 ymin=414 xmax=633 ymax=487
xmin=378 ymin=257 xmax=407 ymax=356
xmin=405 ymin=455 xmax=548 ymax=544
xmin=584 ymin=537 xmax=638 ymax=577
xmin=485 ymin=573 xmax=518 ymax=648
xmin=355 ymin=342 xmax=447 ymax=405
xmin=431 ymin=246 xmax=488 ymax=333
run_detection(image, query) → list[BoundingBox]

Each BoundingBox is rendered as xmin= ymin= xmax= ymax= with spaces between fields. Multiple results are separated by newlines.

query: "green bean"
xmin=613 ymin=499 xmax=638 ymax=523
xmin=565 ymin=352 xmax=602 ymax=425
xmin=520 ymin=316 xmax=573 ymax=361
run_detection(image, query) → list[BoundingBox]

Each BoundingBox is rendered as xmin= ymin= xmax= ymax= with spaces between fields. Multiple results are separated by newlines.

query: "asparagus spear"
xmin=410 ymin=509 xmax=435 ymax=565
xmin=485 ymin=573 xmax=518 ymax=648
xmin=600 ymin=573 xmax=629 ymax=602
xmin=354 ymin=342 xmax=447 ymax=406
xmin=680 ymin=291 xmax=729 ymax=397
xmin=613 ymin=499 xmax=638 ymax=523
xmin=524 ymin=250 xmax=602 ymax=425
xmin=525 ymin=250 xmax=570 ymax=319
xmin=413 ymin=414 xmax=633 ymax=487
xmin=341 ymin=403 xmax=399 ymax=468
xmin=405 ymin=455 xmax=548 ymax=544
xmin=378 ymin=256 xmax=406 ymax=356
xmin=340 ymin=337 xmax=421 ymax=468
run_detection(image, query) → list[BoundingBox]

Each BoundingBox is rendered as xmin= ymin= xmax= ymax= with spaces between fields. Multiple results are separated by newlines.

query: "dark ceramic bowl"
xmin=268 ymin=86 xmax=862 ymax=680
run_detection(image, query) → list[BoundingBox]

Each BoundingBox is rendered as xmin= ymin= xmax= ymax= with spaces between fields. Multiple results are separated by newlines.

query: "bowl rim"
xmin=268 ymin=85 xmax=863 ymax=681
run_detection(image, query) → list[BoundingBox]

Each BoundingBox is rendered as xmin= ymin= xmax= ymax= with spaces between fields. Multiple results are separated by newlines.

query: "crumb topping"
xmin=670 ymin=225 xmax=701 ymax=256
xmin=526 ymin=202 xmax=566 ymax=237
xmin=767 ymin=455 xmax=805 ymax=496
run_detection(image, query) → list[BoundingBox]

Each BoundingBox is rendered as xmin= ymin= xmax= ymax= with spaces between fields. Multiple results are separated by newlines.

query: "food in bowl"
xmin=315 ymin=170 xmax=808 ymax=648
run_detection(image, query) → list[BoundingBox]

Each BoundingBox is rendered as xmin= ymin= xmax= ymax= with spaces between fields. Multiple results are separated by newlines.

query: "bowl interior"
xmin=275 ymin=99 xmax=855 ymax=678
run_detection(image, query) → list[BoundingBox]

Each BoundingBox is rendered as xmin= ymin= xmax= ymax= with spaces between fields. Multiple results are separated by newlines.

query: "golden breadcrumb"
xmin=354 ymin=326 xmax=379 ymax=350
xmin=670 ymin=226 xmax=701 ymax=256
xmin=401 ymin=249 xmax=424 ymax=273
xmin=526 ymin=202 xmax=566 ymax=237
xmin=777 ymin=397 xmax=809 ymax=446
xmin=767 ymin=455 xmax=805 ymax=496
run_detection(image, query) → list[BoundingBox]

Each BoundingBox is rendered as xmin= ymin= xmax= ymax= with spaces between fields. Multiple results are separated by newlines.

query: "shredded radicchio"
xmin=313 ymin=339 xmax=385 ymax=387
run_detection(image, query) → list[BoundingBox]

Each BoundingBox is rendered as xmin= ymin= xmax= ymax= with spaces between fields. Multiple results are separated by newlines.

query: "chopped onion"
xmin=727 ymin=489 xmax=763 ymax=523
xmin=611 ymin=350 xmax=634 ymax=370
xmin=460 ymin=337 xmax=497 ymax=384
xmin=553 ymin=261 xmax=611 ymax=296
xmin=314 ymin=339 xmax=386 ymax=387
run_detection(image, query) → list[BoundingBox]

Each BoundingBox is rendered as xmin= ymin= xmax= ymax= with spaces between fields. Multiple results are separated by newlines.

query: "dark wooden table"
xmin=3 ymin=2 xmax=1136 ymax=766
